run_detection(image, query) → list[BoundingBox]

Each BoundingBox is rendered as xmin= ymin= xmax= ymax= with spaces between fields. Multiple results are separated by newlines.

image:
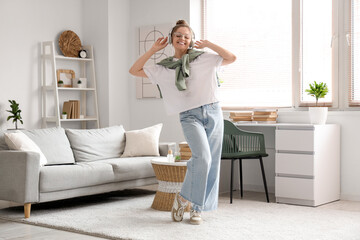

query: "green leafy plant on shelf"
xmin=6 ymin=100 xmax=23 ymax=129
xmin=305 ymin=81 xmax=329 ymax=106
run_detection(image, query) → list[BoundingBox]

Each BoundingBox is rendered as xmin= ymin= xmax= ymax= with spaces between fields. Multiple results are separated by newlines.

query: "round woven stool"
xmin=151 ymin=158 xmax=191 ymax=212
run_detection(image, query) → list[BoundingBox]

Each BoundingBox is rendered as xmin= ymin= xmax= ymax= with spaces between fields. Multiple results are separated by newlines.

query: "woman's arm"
xmin=194 ymin=40 xmax=236 ymax=66
xmin=129 ymin=37 xmax=168 ymax=78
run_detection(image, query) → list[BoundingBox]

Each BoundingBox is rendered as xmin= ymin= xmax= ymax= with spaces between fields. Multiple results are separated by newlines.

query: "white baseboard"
xmin=340 ymin=194 xmax=360 ymax=201
xmin=219 ymin=184 xmax=275 ymax=195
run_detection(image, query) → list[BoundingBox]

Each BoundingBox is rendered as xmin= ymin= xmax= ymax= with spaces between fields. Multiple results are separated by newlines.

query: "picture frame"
xmin=56 ymin=69 xmax=75 ymax=87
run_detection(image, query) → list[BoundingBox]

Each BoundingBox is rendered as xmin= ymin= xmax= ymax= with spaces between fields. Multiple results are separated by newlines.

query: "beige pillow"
xmin=122 ymin=123 xmax=163 ymax=157
xmin=4 ymin=131 xmax=47 ymax=166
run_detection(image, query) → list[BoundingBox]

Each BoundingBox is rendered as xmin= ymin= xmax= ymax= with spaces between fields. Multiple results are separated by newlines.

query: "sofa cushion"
xmin=40 ymin=162 xmax=115 ymax=192
xmin=122 ymin=123 xmax=162 ymax=157
xmin=23 ymin=127 xmax=75 ymax=165
xmin=65 ymin=125 xmax=126 ymax=162
xmin=98 ymin=156 xmax=159 ymax=181
xmin=4 ymin=131 xmax=47 ymax=166
xmin=0 ymin=131 xmax=9 ymax=150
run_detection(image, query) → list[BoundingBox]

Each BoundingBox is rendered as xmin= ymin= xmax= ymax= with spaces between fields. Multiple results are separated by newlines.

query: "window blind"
xmin=350 ymin=0 xmax=360 ymax=106
xmin=203 ymin=0 xmax=292 ymax=109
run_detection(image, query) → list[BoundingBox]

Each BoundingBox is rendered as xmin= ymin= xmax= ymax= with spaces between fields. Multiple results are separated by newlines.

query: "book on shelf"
xmin=179 ymin=142 xmax=190 ymax=149
xmin=229 ymin=116 xmax=253 ymax=122
xmin=180 ymin=151 xmax=192 ymax=157
xmin=62 ymin=101 xmax=73 ymax=119
xmin=180 ymin=155 xmax=191 ymax=160
xmin=69 ymin=100 xmax=80 ymax=119
xmin=252 ymin=117 xmax=277 ymax=122
xmin=62 ymin=100 xmax=80 ymax=119
xmin=179 ymin=147 xmax=192 ymax=152
xmin=230 ymin=111 xmax=253 ymax=117
xmin=253 ymin=110 xmax=278 ymax=115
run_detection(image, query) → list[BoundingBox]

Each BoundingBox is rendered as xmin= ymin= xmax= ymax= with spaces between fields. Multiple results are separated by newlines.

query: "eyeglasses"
xmin=173 ymin=32 xmax=191 ymax=40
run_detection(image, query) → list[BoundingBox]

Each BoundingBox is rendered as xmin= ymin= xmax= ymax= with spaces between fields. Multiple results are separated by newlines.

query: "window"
xmin=203 ymin=0 xmax=292 ymax=109
xmin=349 ymin=0 xmax=360 ymax=106
xmin=299 ymin=0 xmax=334 ymax=107
xmin=202 ymin=0 xmax=337 ymax=109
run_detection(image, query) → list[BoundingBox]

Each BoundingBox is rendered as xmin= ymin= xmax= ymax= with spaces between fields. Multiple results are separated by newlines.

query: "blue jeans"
xmin=179 ymin=102 xmax=224 ymax=212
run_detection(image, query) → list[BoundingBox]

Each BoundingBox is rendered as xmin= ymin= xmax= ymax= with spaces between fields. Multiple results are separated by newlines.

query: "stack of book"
xmin=229 ymin=111 xmax=253 ymax=122
xmin=179 ymin=142 xmax=191 ymax=160
xmin=252 ymin=110 xmax=278 ymax=123
xmin=62 ymin=100 xmax=80 ymax=119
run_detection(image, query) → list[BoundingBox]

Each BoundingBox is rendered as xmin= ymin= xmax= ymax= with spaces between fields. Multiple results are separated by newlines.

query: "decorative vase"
xmin=308 ymin=107 xmax=328 ymax=125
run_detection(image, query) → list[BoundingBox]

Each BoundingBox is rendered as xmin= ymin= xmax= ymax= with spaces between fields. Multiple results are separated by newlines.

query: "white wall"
xmin=127 ymin=0 xmax=190 ymax=143
xmin=108 ymin=0 xmax=131 ymax=128
xmin=0 ymin=0 xmax=83 ymax=130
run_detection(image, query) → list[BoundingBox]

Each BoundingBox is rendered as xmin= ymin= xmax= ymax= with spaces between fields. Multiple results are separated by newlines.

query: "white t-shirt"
xmin=143 ymin=52 xmax=223 ymax=115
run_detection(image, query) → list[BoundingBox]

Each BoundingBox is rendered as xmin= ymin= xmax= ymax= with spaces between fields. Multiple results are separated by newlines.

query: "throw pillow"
xmin=65 ymin=125 xmax=126 ymax=162
xmin=4 ymin=131 xmax=47 ymax=166
xmin=122 ymin=123 xmax=163 ymax=157
xmin=23 ymin=127 xmax=75 ymax=165
xmin=0 ymin=131 xmax=9 ymax=150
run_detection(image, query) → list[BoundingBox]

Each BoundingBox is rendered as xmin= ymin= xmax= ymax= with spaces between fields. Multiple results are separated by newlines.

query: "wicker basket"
xmin=151 ymin=163 xmax=190 ymax=211
xmin=58 ymin=30 xmax=82 ymax=57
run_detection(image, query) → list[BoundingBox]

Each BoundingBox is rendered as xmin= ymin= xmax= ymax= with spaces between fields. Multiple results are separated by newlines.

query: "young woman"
xmin=129 ymin=20 xmax=236 ymax=225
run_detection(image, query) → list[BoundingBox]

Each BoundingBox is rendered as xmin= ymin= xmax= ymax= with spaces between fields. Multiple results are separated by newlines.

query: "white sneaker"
xmin=171 ymin=192 xmax=188 ymax=222
xmin=190 ymin=209 xmax=203 ymax=225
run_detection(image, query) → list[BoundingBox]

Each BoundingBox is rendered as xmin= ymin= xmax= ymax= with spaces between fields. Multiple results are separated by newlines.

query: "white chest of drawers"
xmin=275 ymin=124 xmax=340 ymax=206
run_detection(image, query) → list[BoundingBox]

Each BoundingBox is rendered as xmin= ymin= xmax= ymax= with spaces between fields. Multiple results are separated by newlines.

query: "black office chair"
xmin=221 ymin=120 xmax=269 ymax=203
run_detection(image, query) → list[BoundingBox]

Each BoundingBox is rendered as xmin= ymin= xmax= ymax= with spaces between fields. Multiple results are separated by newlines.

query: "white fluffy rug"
xmin=0 ymin=189 xmax=360 ymax=240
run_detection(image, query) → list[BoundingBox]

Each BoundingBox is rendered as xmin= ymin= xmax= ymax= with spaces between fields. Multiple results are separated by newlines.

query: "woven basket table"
xmin=151 ymin=158 xmax=190 ymax=212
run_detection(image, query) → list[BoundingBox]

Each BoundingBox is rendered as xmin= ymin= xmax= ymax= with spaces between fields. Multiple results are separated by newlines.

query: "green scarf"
xmin=157 ymin=49 xmax=204 ymax=91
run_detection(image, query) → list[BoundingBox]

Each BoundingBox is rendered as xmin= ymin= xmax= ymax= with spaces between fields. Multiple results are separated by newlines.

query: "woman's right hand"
xmin=150 ymin=37 xmax=168 ymax=53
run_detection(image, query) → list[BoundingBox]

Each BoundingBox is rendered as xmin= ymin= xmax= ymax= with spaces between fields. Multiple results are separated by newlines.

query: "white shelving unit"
xmin=41 ymin=41 xmax=99 ymax=129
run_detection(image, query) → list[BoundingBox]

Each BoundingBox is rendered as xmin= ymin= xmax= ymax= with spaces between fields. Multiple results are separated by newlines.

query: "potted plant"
xmin=62 ymin=111 xmax=67 ymax=119
xmin=305 ymin=81 xmax=329 ymax=124
xmin=6 ymin=100 xmax=23 ymax=129
xmin=58 ymin=80 xmax=64 ymax=87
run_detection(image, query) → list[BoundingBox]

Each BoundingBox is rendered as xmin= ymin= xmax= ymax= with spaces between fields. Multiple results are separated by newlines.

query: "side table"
xmin=151 ymin=158 xmax=190 ymax=211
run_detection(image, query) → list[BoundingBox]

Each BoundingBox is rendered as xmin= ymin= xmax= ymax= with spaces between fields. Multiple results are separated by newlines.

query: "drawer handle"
xmin=276 ymin=173 xmax=314 ymax=179
xmin=276 ymin=150 xmax=314 ymax=155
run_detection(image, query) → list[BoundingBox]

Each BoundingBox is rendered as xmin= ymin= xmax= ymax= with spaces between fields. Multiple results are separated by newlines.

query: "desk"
xmin=235 ymin=123 xmax=340 ymax=206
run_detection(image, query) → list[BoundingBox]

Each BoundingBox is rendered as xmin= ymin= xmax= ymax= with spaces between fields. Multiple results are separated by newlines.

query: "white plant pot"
xmin=309 ymin=107 xmax=328 ymax=125
xmin=62 ymin=114 xmax=67 ymax=119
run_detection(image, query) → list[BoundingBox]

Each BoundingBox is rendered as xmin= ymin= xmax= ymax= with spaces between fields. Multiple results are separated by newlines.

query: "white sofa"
xmin=0 ymin=125 xmax=172 ymax=218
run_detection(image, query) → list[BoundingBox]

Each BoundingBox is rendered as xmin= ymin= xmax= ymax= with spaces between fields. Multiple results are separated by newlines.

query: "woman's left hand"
xmin=194 ymin=40 xmax=211 ymax=49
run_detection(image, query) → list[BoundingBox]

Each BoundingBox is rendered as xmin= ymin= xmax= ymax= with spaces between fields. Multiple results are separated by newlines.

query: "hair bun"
xmin=176 ymin=20 xmax=188 ymax=26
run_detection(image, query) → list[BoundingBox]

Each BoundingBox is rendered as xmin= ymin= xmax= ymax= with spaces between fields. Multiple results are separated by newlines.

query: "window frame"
xmin=347 ymin=0 xmax=360 ymax=108
xmin=294 ymin=0 xmax=339 ymax=109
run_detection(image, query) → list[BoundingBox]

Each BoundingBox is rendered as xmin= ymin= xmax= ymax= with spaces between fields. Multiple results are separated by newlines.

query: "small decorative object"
xmin=174 ymin=153 xmax=181 ymax=162
xmin=77 ymin=80 xmax=82 ymax=88
xmin=62 ymin=112 xmax=67 ymax=119
xmin=58 ymin=80 xmax=64 ymax=87
xmin=58 ymin=30 xmax=82 ymax=57
xmin=167 ymin=149 xmax=174 ymax=163
xmin=305 ymin=81 xmax=329 ymax=125
xmin=79 ymin=49 xmax=87 ymax=58
xmin=57 ymin=69 xmax=75 ymax=87
xmin=72 ymin=77 xmax=86 ymax=88
xmin=6 ymin=100 xmax=23 ymax=129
